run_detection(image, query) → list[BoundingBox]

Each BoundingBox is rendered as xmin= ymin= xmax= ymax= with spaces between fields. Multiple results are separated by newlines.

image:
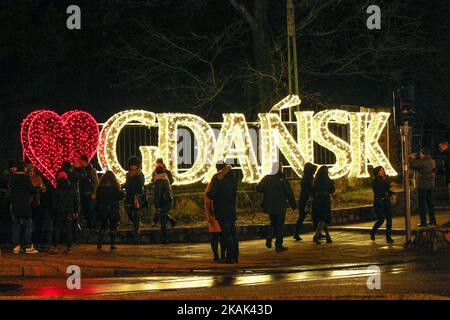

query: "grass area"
xmin=119 ymin=187 xmax=384 ymax=230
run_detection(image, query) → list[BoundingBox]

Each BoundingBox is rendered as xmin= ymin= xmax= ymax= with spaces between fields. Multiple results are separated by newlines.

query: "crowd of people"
xmin=0 ymin=140 xmax=448 ymax=263
xmin=0 ymin=156 xmax=175 ymax=254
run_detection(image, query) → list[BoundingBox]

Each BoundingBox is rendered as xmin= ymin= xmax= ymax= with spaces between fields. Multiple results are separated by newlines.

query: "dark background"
xmin=0 ymin=0 xmax=449 ymax=162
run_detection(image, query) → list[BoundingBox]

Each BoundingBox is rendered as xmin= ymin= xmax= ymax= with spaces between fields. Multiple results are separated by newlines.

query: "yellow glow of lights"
xmin=258 ymin=113 xmax=307 ymax=178
xmin=366 ymin=112 xmax=398 ymax=176
xmin=102 ymin=110 xmax=159 ymax=184
xmin=96 ymin=95 xmax=397 ymax=185
xmin=203 ymin=114 xmax=260 ymax=183
xmin=157 ymin=113 xmax=216 ymax=185
xmin=349 ymin=112 xmax=370 ymax=178
xmin=312 ymin=110 xmax=353 ymax=179
xmin=295 ymin=111 xmax=314 ymax=164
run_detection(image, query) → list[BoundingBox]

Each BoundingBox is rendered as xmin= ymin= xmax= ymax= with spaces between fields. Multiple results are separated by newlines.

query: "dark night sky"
xmin=0 ymin=0 xmax=449 ymax=160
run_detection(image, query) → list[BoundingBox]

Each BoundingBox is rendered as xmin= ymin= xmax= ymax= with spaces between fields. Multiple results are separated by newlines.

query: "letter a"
xmin=66 ymin=5 xmax=81 ymax=30
xmin=366 ymin=265 xmax=381 ymax=289
xmin=366 ymin=5 xmax=381 ymax=30
xmin=66 ymin=265 xmax=81 ymax=290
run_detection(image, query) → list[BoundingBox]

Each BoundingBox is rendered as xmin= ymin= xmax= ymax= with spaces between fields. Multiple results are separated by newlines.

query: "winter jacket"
xmin=124 ymin=169 xmax=145 ymax=206
xmin=206 ymin=165 xmax=237 ymax=223
xmin=152 ymin=167 xmax=174 ymax=185
xmin=9 ymin=173 xmax=35 ymax=218
xmin=441 ymin=148 xmax=450 ymax=185
xmin=76 ymin=164 xmax=98 ymax=196
xmin=410 ymin=156 xmax=436 ymax=190
xmin=256 ymin=172 xmax=297 ymax=216
xmin=372 ymin=177 xmax=394 ymax=208
xmin=154 ymin=173 xmax=173 ymax=212
xmin=312 ymin=179 xmax=335 ymax=223
xmin=52 ymin=181 xmax=79 ymax=219
xmin=204 ymin=168 xmax=233 ymax=233
xmin=95 ymin=185 xmax=124 ymax=222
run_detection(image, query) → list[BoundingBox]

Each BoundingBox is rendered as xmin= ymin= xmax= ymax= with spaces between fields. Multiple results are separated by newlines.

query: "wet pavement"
xmin=0 ymin=259 xmax=448 ymax=299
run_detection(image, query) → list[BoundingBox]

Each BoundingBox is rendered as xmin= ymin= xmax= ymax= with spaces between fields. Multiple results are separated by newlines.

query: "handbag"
xmin=134 ymin=189 xmax=149 ymax=209
xmin=389 ymin=194 xmax=397 ymax=205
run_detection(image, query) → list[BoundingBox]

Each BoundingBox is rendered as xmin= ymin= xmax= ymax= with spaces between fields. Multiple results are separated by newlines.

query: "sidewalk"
xmin=329 ymin=209 xmax=450 ymax=234
xmin=1 ymin=230 xmax=448 ymax=278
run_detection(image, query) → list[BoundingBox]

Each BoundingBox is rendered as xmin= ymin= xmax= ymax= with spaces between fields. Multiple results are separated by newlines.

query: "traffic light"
xmin=393 ymin=85 xmax=415 ymax=126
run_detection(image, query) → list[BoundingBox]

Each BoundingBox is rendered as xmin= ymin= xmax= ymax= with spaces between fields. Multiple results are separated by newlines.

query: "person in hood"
xmin=124 ymin=156 xmax=145 ymax=236
xmin=74 ymin=155 xmax=98 ymax=229
xmin=51 ymin=171 xmax=79 ymax=254
xmin=154 ymin=164 xmax=174 ymax=244
xmin=410 ymin=148 xmax=437 ymax=226
xmin=206 ymin=162 xmax=239 ymax=263
xmin=95 ymin=171 xmax=124 ymax=250
xmin=152 ymin=158 xmax=176 ymax=228
xmin=294 ymin=162 xmax=317 ymax=241
xmin=257 ymin=162 xmax=296 ymax=253
xmin=370 ymin=166 xmax=396 ymax=243
xmin=312 ymin=166 xmax=335 ymax=245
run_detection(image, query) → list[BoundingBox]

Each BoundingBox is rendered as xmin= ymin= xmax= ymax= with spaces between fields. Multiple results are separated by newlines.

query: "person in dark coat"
xmin=0 ymin=160 xmax=18 ymax=245
xmin=152 ymin=158 xmax=177 ymax=228
xmin=257 ymin=162 xmax=296 ymax=252
xmin=154 ymin=164 xmax=174 ymax=244
xmin=410 ymin=148 xmax=436 ymax=226
xmin=95 ymin=171 xmax=124 ymax=250
xmin=123 ymin=156 xmax=145 ymax=236
xmin=206 ymin=163 xmax=239 ymax=263
xmin=74 ymin=155 xmax=98 ymax=229
xmin=370 ymin=166 xmax=396 ymax=243
xmin=438 ymin=141 xmax=450 ymax=204
xmin=27 ymin=164 xmax=46 ymax=249
xmin=294 ymin=162 xmax=317 ymax=241
xmin=312 ymin=166 xmax=335 ymax=245
xmin=59 ymin=161 xmax=81 ymax=243
xmin=9 ymin=161 xmax=38 ymax=254
xmin=51 ymin=172 xmax=79 ymax=254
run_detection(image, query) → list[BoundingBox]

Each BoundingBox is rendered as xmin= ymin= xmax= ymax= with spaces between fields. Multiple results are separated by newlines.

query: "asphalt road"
xmin=0 ymin=259 xmax=449 ymax=300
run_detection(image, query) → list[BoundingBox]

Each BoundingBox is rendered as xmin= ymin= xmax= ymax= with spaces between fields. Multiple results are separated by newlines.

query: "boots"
xmin=313 ymin=235 xmax=321 ymax=245
xmin=97 ymin=229 xmax=105 ymax=249
xmin=110 ymin=230 xmax=117 ymax=250
xmin=133 ymin=212 xmax=141 ymax=236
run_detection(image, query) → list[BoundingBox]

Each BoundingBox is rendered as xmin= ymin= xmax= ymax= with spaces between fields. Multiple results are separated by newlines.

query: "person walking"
xmin=204 ymin=166 xmax=226 ymax=262
xmin=152 ymin=158 xmax=176 ymax=228
xmin=206 ymin=163 xmax=239 ymax=263
xmin=370 ymin=166 xmax=396 ymax=243
xmin=410 ymin=148 xmax=437 ymax=226
xmin=438 ymin=141 xmax=450 ymax=204
xmin=294 ymin=163 xmax=317 ymax=241
xmin=51 ymin=172 xmax=79 ymax=254
xmin=59 ymin=161 xmax=82 ymax=244
xmin=74 ymin=155 xmax=98 ymax=229
xmin=124 ymin=156 xmax=145 ymax=236
xmin=95 ymin=171 xmax=124 ymax=250
xmin=28 ymin=165 xmax=45 ymax=249
xmin=312 ymin=166 xmax=335 ymax=245
xmin=154 ymin=164 xmax=174 ymax=244
xmin=257 ymin=162 xmax=296 ymax=252
xmin=9 ymin=161 xmax=38 ymax=254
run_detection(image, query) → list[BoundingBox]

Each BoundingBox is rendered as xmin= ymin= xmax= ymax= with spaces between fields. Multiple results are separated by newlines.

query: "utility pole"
xmin=287 ymin=0 xmax=299 ymax=122
xmin=401 ymin=121 xmax=412 ymax=246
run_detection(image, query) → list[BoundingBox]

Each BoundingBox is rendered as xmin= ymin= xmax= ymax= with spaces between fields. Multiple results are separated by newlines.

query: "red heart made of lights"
xmin=21 ymin=110 xmax=99 ymax=186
